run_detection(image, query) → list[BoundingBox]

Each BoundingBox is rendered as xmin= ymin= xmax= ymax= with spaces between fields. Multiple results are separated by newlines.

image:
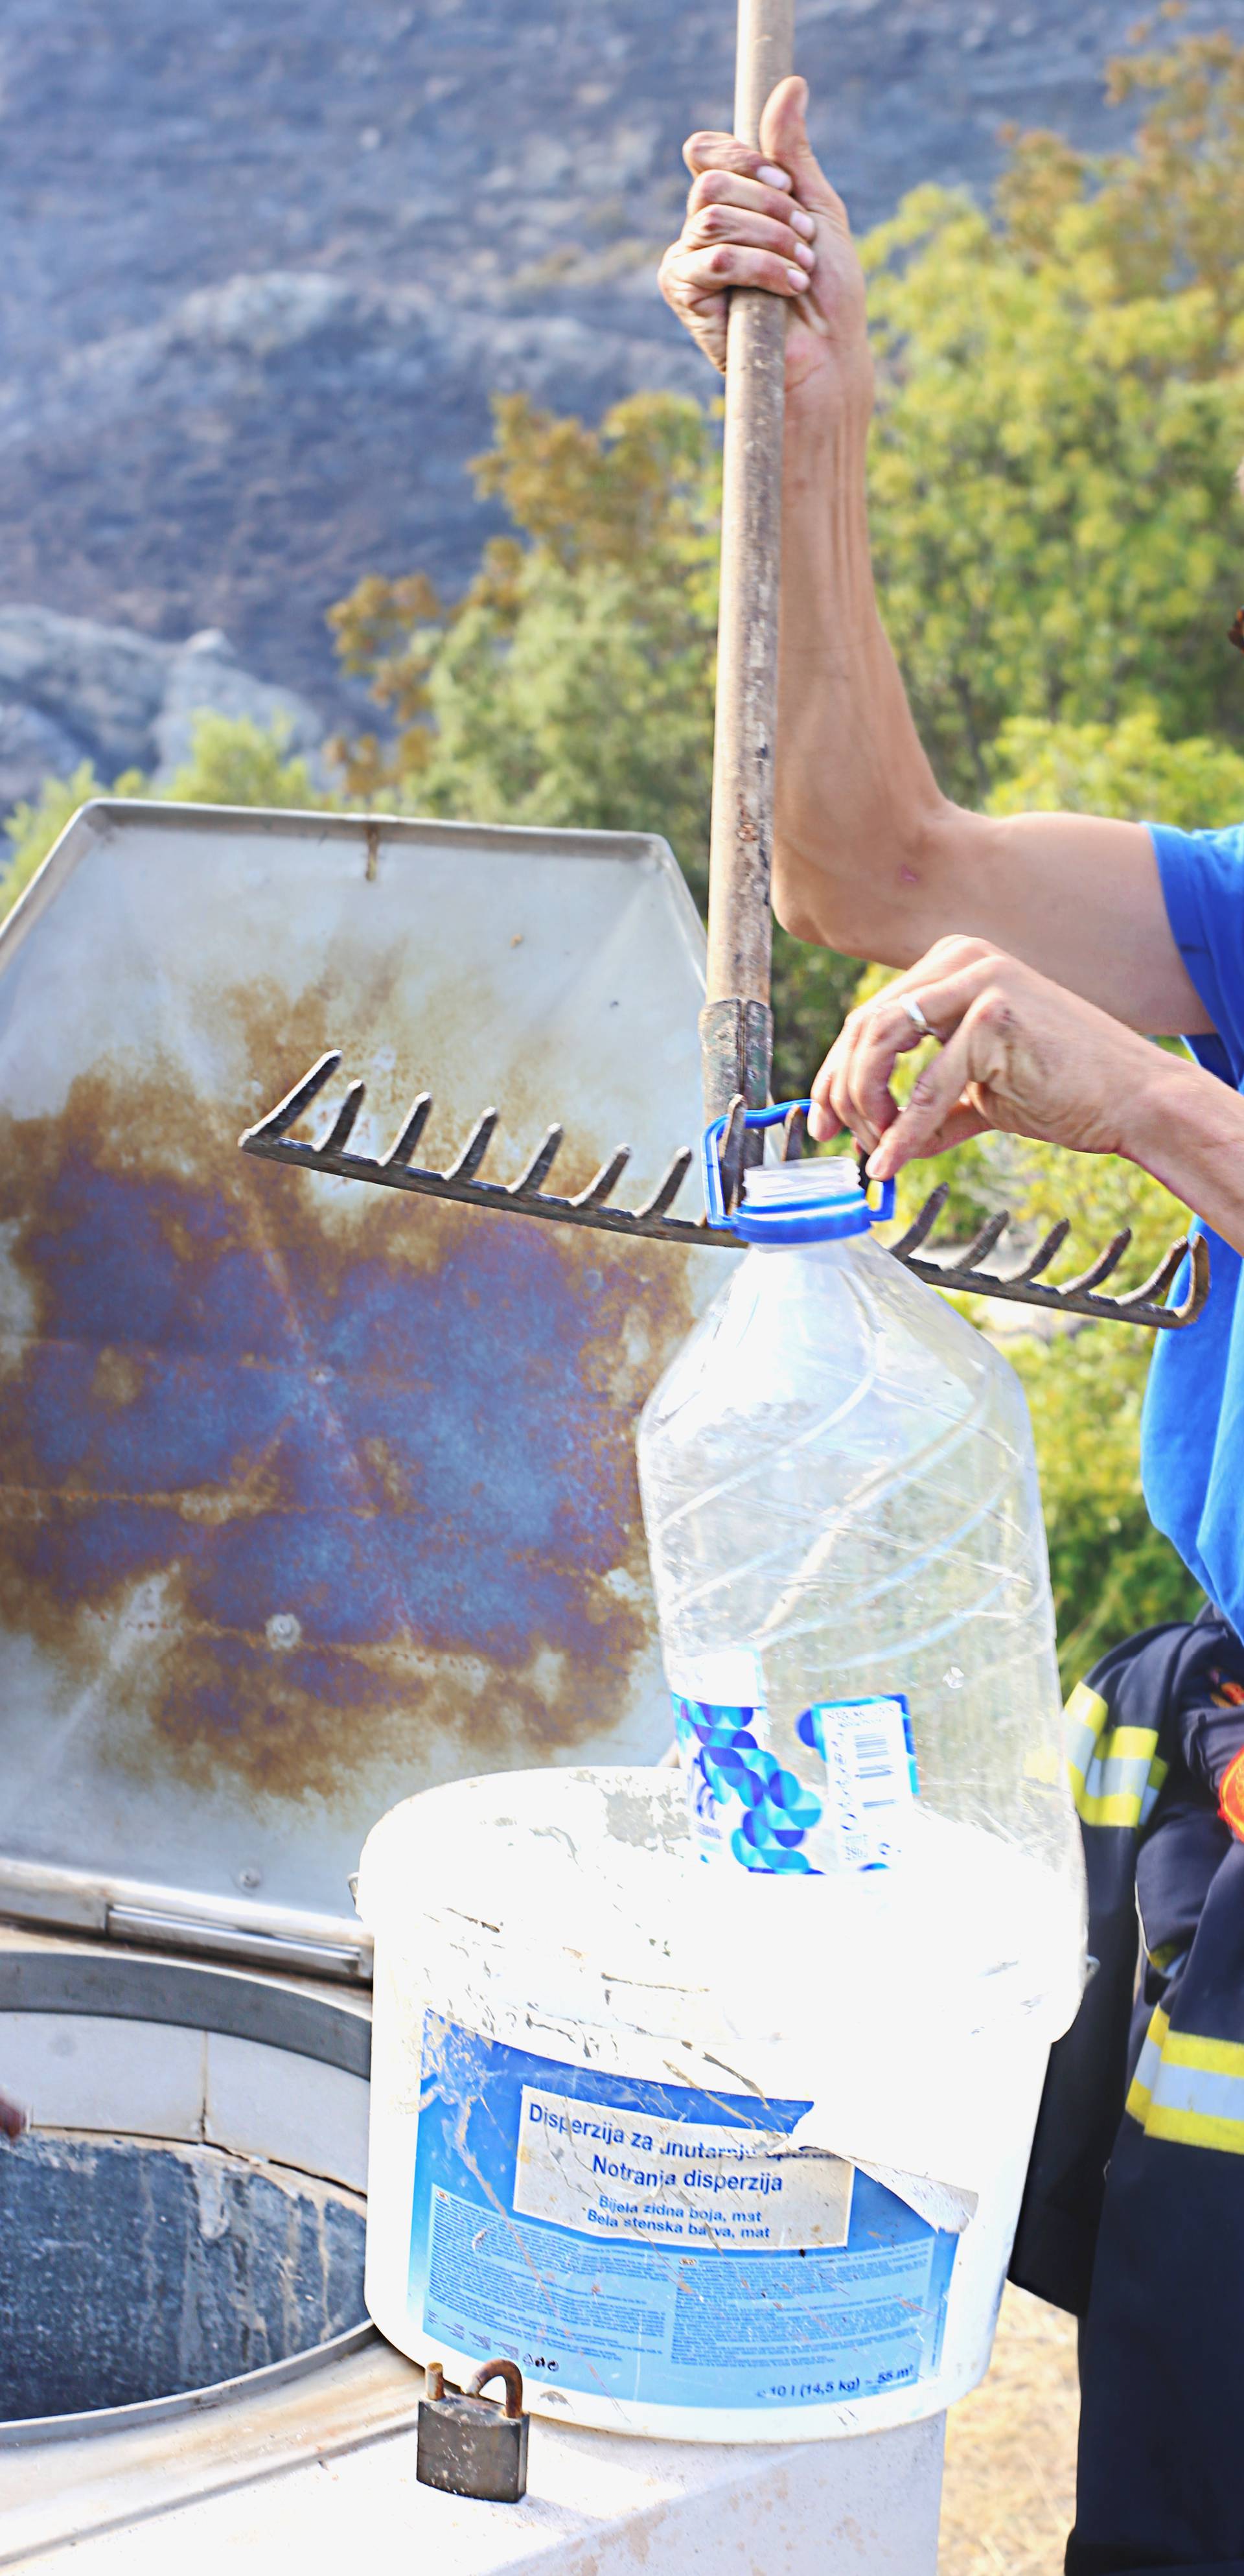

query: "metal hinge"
xmin=104 ymin=1904 xmax=369 ymax=1981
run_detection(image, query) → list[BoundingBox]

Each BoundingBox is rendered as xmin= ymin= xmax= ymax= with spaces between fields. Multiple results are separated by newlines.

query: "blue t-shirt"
xmin=1142 ymin=822 xmax=1244 ymax=1637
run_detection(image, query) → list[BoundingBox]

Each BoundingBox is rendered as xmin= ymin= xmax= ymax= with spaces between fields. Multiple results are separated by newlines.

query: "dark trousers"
xmin=1065 ymin=1857 xmax=1244 ymax=2572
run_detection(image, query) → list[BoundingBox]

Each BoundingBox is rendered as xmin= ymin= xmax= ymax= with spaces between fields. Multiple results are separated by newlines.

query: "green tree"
xmin=866 ymin=25 xmax=1244 ymax=802
xmin=988 ymin=702 xmax=1244 ymax=827
xmin=329 ymin=392 xmax=720 ymax=850
xmin=162 ymin=710 xmax=322 ymax=811
xmin=328 ymin=390 xmax=860 ymax=1096
xmin=1 ymin=715 xmax=325 ymax=927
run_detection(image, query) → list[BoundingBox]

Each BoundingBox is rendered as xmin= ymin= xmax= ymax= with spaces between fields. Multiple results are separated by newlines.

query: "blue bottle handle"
xmin=701 ymin=1099 xmax=896 ymax=1235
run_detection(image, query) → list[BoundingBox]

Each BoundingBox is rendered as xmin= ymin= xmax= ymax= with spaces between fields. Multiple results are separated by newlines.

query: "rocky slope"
xmin=0 ymin=609 xmax=324 ymax=812
xmin=2 ymin=0 xmax=1242 ymax=735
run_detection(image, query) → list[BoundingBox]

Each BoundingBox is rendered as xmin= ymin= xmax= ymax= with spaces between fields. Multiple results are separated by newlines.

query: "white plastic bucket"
xmin=358 ymin=1767 xmax=1083 ymax=2444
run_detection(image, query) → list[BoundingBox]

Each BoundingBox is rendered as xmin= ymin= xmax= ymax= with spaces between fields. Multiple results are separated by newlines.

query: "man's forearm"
xmin=660 ymin=89 xmax=1208 ymax=1032
xmin=1123 ymin=1050 xmax=1244 ymax=1257
xmin=772 ymin=408 xmax=1211 ymax=1037
xmin=774 ymin=406 xmax=949 ymax=967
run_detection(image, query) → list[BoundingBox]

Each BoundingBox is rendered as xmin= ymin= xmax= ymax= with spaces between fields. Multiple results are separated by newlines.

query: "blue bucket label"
xmin=410 ymin=2014 xmax=956 ymax=2411
xmin=671 ymin=1652 xmax=919 ymax=1874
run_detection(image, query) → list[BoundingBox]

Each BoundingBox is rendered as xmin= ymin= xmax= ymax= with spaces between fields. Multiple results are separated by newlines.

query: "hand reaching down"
xmin=808 ymin=938 xmax=1162 ymax=1181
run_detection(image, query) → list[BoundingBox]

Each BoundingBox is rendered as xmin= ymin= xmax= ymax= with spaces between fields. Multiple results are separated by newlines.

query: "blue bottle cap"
xmin=702 ymin=1100 xmax=895 ymax=1246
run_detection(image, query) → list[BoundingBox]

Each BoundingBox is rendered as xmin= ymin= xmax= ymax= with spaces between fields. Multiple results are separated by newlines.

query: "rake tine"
xmin=1057 ymin=1228 xmax=1132 ymax=1297
xmin=319 ymin=1080 xmax=366 ymax=1156
xmin=890 ymin=1185 xmax=950 ymax=1260
xmin=387 ymin=1091 xmax=433 ymax=1166
xmin=781 ymin=1106 xmax=807 ymax=1163
xmin=719 ymin=1093 xmax=748 ymax=1216
xmin=238 ymin=1067 xmax=1211 ymax=1329
xmin=634 ymin=1146 xmax=695 ymax=1222
xmin=510 ymin=1124 xmax=564 ymax=1195
xmin=1169 ymin=1231 xmax=1212 ymax=1327
xmin=1113 ymin=1237 xmax=1190 ymax=1314
xmin=959 ymin=1212 xmax=1010 ymax=1273
xmin=446 ymin=1108 xmax=500 ymax=1183
xmin=1012 ymin=1220 xmax=1070 ymax=1285
xmin=571 ymin=1145 xmax=632 ymax=1209
xmin=246 ymin=1051 xmax=342 ymax=1144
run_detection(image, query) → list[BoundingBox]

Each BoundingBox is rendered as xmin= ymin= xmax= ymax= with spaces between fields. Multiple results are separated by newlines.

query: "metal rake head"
xmin=239 ymin=1052 xmax=1209 ymax=1331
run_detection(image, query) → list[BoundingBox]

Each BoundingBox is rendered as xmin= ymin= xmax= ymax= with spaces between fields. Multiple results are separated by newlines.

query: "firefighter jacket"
xmin=1008 ymin=1607 xmax=1244 ymax=2575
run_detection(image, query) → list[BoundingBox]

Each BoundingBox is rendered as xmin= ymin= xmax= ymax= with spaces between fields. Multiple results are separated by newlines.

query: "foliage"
xmin=864 ymin=24 xmax=1244 ymax=802
xmin=950 ymin=1134 xmax=1208 ymax=1691
xmin=1 ymin=761 xmax=149 ymax=915
xmin=1 ymin=716 xmax=326 ymax=929
xmin=998 ymin=19 xmax=1244 ymax=323
xmin=1012 ymin=1315 xmax=1204 ymax=1692
xmin=328 ymin=393 xmax=720 ymax=844
xmin=768 ymin=931 xmax=866 ymax=1106
xmin=987 ymin=702 xmax=1244 ymax=827
xmin=328 ymin=389 xmax=861 ymax=1097
xmin=162 ymin=710 xmax=323 ymax=811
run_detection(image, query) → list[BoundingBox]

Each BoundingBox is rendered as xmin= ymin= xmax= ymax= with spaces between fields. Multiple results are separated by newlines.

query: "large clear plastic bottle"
xmin=637 ymin=1147 xmax=1083 ymax=1907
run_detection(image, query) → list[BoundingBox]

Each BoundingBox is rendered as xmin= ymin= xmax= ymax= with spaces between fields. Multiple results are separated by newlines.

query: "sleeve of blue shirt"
xmin=1140 ymin=823 xmax=1244 ymax=1638
xmin=1146 ymin=822 xmax=1244 ymax=1087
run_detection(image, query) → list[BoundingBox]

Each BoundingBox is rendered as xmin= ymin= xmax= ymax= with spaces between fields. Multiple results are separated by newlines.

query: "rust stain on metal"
xmin=0 ymin=981 xmax=701 ymax=1815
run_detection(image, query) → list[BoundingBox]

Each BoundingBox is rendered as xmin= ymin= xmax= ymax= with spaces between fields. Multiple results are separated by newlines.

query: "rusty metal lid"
xmin=0 ymin=802 xmax=725 ymax=1979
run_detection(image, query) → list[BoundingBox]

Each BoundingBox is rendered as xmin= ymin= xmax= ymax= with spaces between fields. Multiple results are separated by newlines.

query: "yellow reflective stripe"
xmin=1077 ymin=1794 xmax=1139 ymax=1828
xmin=1074 ymin=1753 xmax=1169 ymax=1829
xmin=1135 ymin=2106 xmax=1244 ymax=2155
xmin=1065 ymin=1682 xmax=1108 ymax=1791
xmin=1077 ymin=1733 xmax=1158 ymax=1791
xmin=1063 ymin=1684 xmax=1164 ymax=1827
xmin=1065 ymin=1681 xmax=1106 ymax=1733
xmin=1127 ymin=2006 xmax=1244 ymax=2153
xmin=1125 ymin=2004 xmax=1168 ymax=2124
xmin=1096 ymin=1726 xmax=1162 ymax=1763
xmin=1073 ymin=1746 xmax=1164 ymax=1825
xmin=1161 ymin=2026 xmax=1244 ymax=2080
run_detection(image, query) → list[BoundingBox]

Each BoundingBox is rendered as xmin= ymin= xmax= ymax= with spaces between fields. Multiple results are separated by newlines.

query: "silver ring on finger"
xmin=899 ymin=993 xmax=933 ymax=1038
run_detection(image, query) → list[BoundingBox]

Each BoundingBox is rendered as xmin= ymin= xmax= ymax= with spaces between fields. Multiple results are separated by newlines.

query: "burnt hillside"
xmin=2 ymin=0 xmax=1239 ymax=724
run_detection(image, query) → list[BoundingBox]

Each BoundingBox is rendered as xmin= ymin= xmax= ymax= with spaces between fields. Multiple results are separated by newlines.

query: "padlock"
xmin=415 ymin=2358 xmax=529 ymax=2503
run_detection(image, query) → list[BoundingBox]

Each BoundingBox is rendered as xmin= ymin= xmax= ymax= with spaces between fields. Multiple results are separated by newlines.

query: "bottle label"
xmin=670 ymin=1655 xmax=919 ymax=1874
xmin=409 ymin=2013 xmax=956 ymax=2413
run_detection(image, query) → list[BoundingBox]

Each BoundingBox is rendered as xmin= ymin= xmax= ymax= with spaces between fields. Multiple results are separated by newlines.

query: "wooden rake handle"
xmin=700 ymin=0 xmax=796 ymax=1126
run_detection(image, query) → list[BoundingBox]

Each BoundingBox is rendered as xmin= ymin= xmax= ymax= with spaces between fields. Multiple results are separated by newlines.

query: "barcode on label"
xmin=797 ymin=1695 xmax=919 ymax=1866
xmin=854 ymin=1733 xmax=891 ymax=1776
